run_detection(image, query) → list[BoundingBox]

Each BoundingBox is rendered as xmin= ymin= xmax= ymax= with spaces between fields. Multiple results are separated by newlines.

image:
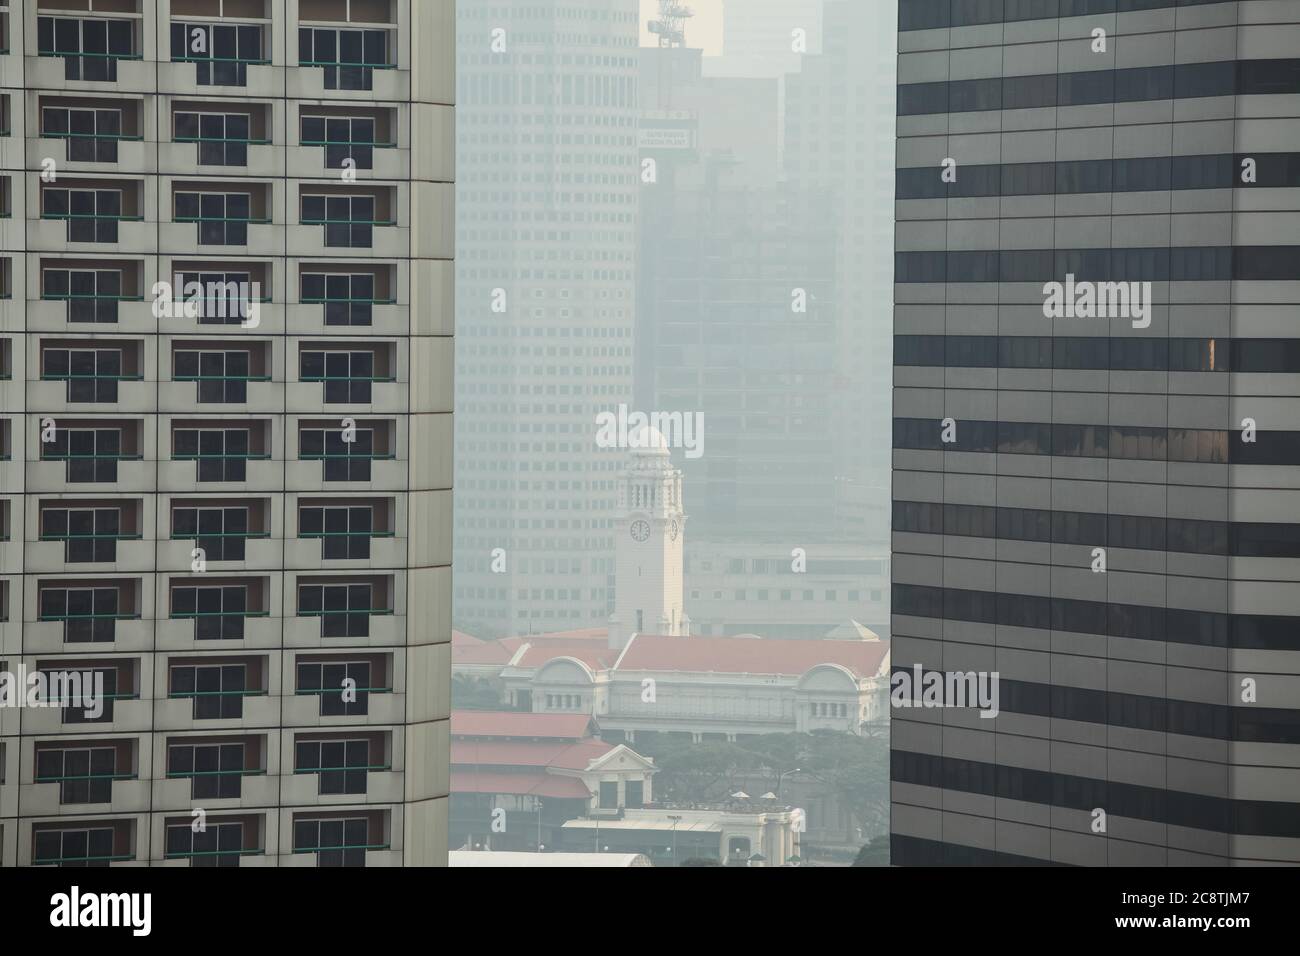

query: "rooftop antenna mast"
xmin=647 ymin=0 xmax=694 ymax=48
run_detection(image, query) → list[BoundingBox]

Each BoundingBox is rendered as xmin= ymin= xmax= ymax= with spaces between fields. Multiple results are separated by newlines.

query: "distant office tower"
xmin=454 ymin=0 xmax=641 ymax=638
xmin=712 ymin=0 xmax=823 ymax=78
xmin=637 ymin=38 xmax=892 ymax=639
xmin=0 ymin=0 xmax=452 ymax=867
xmin=784 ymin=0 xmax=897 ymax=547
xmin=891 ymin=0 xmax=1300 ymax=864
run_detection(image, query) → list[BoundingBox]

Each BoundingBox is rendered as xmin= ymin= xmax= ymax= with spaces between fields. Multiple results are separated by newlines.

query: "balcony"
xmin=18 ymin=690 xmax=150 ymax=737
xmin=23 ymin=772 xmax=150 ymax=818
xmin=23 ymin=606 xmax=149 ymax=656
xmin=27 ymin=450 xmax=150 ymax=495
xmin=154 ymin=610 xmax=282 ymax=653
xmin=25 ymin=530 xmax=152 ymax=575
xmin=282 ymin=686 xmax=403 ymax=728
xmin=165 ymin=99 xmax=276 ymax=180
xmin=287 ymin=260 xmax=403 ymax=338
xmin=286 ymin=370 xmax=403 ymax=415
xmin=154 ymin=688 xmax=279 ymax=734
xmin=28 ymin=48 xmax=152 ymax=97
xmin=30 ymin=125 xmax=149 ymax=176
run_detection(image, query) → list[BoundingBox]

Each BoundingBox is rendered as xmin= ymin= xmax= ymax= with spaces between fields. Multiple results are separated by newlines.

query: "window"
xmin=294 ymin=817 xmax=372 ymax=867
xmin=172 ymin=427 xmax=252 ymax=481
xmin=298 ymin=583 xmax=375 ymax=638
xmin=38 ymin=16 xmax=135 ymax=82
xmin=42 ymin=187 xmax=123 ymax=243
xmin=33 ymin=827 xmax=118 ymax=867
xmin=43 ymin=427 xmax=124 ymax=482
xmin=300 ymin=350 xmax=376 ymax=403
xmin=301 ymin=115 xmax=378 ymax=170
xmin=42 ymin=348 xmax=123 ymax=403
xmin=40 ymin=586 xmax=120 ymax=643
xmin=174 ymin=111 xmax=253 ymax=166
xmin=36 ymin=747 xmax=118 ymax=804
xmin=166 ymin=821 xmax=244 ymax=867
xmin=174 ymin=349 xmax=252 ymax=403
xmin=174 ymin=270 xmax=254 ymax=325
xmin=59 ymin=667 xmax=120 ymax=724
xmin=171 ymin=584 xmax=249 ymax=641
xmin=301 ymin=272 xmax=377 ymax=326
xmin=42 ymin=507 xmax=123 ymax=564
xmin=171 ymin=22 xmax=263 ymax=86
xmin=43 ymin=106 xmax=122 ymax=163
xmin=42 ymin=268 xmax=123 ymax=323
xmin=295 ymin=738 xmax=372 ymax=795
xmin=300 ymin=426 xmax=376 ymax=481
xmin=175 ymin=191 xmax=253 ymax=245
xmin=299 ymin=505 xmax=374 ymax=559
xmin=168 ymin=742 xmax=245 ymax=799
xmin=171 ymin=664 xmax=247 ymax=720
xmin=599 ymin=780 xmax=618 ymax=808
xmin=298 ymin=660 xmax=372 ymax=717
xmin=299 ymin=27 xmax=388 ymax=91
xmin=301 ymin=194 xmax=377 ymax=248
xmin=172 ymin=506 xmax=251 ymax=561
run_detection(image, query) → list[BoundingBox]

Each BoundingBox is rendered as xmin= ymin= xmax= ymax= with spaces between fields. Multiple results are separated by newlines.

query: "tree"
xmin=451 ymin=674 xmax=503 ymax=710
xmin=852 ymin=835 xmax=890 ymax=866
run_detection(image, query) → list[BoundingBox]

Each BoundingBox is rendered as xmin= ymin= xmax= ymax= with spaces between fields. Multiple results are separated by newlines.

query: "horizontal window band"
xmin=890 ymin=666 xmax=1300 ymax=743
xmin=899 ymin=0 xmax=1232 ymax=33
xmin=894 ymin=499 xmax=1300 ymax=558
xmin=892 ymin=417 xmax=1300 ymax=465
xmin=891 ymin=749 xmax=1300 ymax=838
xmin=891 ymin=581 xmax=1299 ymax=650
xmin=897 ymin=153 xmax=1300 ymax=199
xmin=890 ymin=834 xmax=1064 ymax=867
xmin=896 ymin=336 xmax=1300 ymax=374
xmin=895 ymin=246 xmax=1298 ymax=282
xmin=899 ymin=58 xmax=1300 ymax=116
xmin=896 ymin=335 xmax=1244 ymax=372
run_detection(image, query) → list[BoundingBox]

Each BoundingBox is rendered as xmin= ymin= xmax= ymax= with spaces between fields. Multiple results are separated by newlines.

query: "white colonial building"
xmin=451 ymin=434 xmax=891 ymax=739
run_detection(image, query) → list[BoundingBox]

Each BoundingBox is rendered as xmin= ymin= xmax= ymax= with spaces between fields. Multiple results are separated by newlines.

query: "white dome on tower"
xmin=627 ymin=423 xmax=671 ymax=456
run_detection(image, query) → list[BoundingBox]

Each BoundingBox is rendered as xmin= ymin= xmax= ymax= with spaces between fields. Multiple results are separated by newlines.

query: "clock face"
xmin=669 ymin=520 xmax=679 ymax=541
xmin=630 ymin=519 xmax=651 ymax=542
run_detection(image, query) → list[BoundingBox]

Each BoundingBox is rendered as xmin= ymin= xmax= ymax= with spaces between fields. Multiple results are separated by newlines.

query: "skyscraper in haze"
xmin=454 ymin=0 xmax=641 ymax=638
xmin=892 ymin=0 xmax=1300 ymax=865
xmin=711 ymin=0 xmax=823 ymax=79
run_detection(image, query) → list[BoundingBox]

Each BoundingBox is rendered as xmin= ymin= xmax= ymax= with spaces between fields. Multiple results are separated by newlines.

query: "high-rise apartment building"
xmin=454 ymin=0 xmax=641 ymax=638
xmin=892 ymin=0 xmax=1300 ymax=864
xmin=0 ymin=0 xmax=453 ymax=867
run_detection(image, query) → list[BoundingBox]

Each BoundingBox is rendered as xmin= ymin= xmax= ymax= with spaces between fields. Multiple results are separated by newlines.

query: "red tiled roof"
xmin=452 ymin=769 xmax=591 ymax=800
xmin=451 ymin=710 xmax=596 ymax=740
xmin=513 ymin=643 xmax=619 ymax=670
xmin=615 ymin=635 xmax=889 ymax=678
xmin=510 ymin=627 xmax=607 ymax=643
xmin=453 ymin=636 xmax=524 ymax=666
xmin=451 ymin=738 xmax=614 ymax=771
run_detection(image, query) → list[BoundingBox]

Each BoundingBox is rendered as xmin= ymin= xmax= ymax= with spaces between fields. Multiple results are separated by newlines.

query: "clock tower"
xmin=609 ymin=425 xmax=688 ymax=650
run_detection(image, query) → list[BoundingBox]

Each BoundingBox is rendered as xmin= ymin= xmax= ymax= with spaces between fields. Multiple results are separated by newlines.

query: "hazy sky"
xmin=640 ymin=0 xmax=724 ymax=54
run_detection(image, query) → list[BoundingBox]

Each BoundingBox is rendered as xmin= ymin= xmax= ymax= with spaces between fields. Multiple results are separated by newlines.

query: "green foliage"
xmin=633 ymin=731 xmax=889 ymax=837
xmin=451 ymin=674 xmax=503 ymax=710
xmin=852 ymin=835 xmax=890 ymax=867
